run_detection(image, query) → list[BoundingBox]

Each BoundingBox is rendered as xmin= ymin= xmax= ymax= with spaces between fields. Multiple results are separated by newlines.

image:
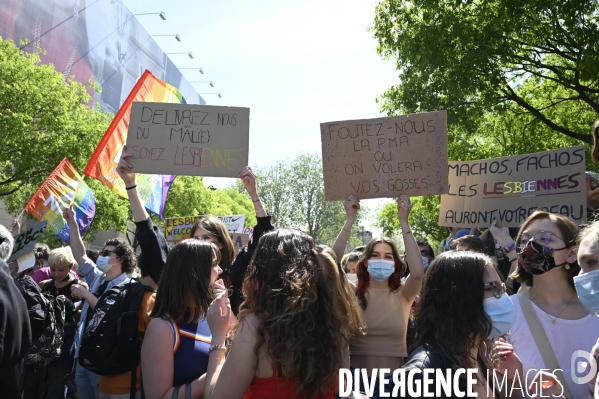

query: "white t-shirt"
xmin=507 ymin=294 xmax=599 ymax=399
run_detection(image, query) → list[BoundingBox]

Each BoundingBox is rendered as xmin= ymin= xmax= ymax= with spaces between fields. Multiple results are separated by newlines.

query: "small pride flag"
xmin=25 ymin=158 xmax=96 ymax=244
xmin=84 ymin=70 xmax=183 ymax=217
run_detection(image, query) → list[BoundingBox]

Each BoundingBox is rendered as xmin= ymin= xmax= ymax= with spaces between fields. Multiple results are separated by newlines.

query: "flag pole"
xmin=69 ymin=177 xmax=84 ymax=207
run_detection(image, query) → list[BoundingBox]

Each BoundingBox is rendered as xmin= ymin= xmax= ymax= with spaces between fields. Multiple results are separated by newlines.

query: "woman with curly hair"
xmin=203 ymin=229 xmax=361 ymax=399
xmin=348 ymin=195 xmax=424 ymax=397
xmin=402 ymin=251 xmax=516 ymax=398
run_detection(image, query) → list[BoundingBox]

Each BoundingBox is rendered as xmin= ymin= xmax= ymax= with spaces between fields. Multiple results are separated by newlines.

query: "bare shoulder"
xmin=236 ymin=313 xmax=261 ymax=342
xmin=145 ymin=317 xmax=172 ymax=338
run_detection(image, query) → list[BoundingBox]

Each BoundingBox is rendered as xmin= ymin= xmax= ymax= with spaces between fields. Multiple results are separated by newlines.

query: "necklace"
xmin=528 ymin=289 xmax=575 ymax=325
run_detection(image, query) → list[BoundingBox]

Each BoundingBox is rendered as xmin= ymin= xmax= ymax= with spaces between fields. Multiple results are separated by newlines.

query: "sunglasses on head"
xmin=101 ymin=249 xmax=116 ymax=257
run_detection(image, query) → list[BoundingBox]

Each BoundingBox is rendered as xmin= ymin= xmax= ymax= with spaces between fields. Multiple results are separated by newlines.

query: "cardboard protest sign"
xmin=16 ymin=251 xmax=36 ymax=273
xmin=230 ymin=233 xmax=250 ymax=254
xmin=126 ymin=102 xmax=249 ymax=177
xmin=165 ymin=214 xmax=246 ymax=242
xmin=8 ymin=221 xmax=48 ymax=263
xmin=438 ymin=146 xmax=586 ymax=227
xmin=320 ymin=111 xmax=448 ymax=201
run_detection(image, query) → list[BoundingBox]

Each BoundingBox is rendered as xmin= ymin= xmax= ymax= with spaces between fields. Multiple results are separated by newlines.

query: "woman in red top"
xmin=203 ymin=229 xmax=362 ymax=399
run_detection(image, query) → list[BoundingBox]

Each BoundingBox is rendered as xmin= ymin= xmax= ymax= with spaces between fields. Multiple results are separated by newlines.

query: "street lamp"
xmin=191 ymin=81 xmax=214 ymax=87
xmin=179 ymin=68 xmax=204 ymax=74
xmin=199 ymin=92 xmax=222 ymax=98
xmin=152 ymin=34 xmax=181 ymax=42
xmin=135 ymin=12 xmax=166 ymax=20
xmin=168 ymin=52 xmax=193 ymax=59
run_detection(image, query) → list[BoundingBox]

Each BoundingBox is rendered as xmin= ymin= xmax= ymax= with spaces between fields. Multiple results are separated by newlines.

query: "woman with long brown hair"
xmin=141 ymin=240 xmax=223 ymax=399
xmin=203 ymin=229 xmax=362 ymax=399
xmin=402 ymin=251 xmax=515 ymax=398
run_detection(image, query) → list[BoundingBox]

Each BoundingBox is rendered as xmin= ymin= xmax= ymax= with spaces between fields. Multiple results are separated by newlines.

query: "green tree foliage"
xmin=0 ymin=38 xmax=134 ymax=239
xmin=234 ymin=153 xmax=363 ymax=249
xmin=372 ymin=0 xmax=599 ymax=143
xmin=372 ymin=0 xmax=599 ymax=243
xmin=164 ymin=176 xmax=256 ymax=227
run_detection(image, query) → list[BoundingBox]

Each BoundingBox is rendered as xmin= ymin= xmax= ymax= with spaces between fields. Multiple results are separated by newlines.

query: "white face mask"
xmin=346 ymin=273 xmax=357 ymax=283
xmin=95 ymin=256 xmax=113 ymax=274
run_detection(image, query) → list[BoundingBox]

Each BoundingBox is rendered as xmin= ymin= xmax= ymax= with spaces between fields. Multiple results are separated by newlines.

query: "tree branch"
xmin=503 ymin=84 xmax=592 ymax=143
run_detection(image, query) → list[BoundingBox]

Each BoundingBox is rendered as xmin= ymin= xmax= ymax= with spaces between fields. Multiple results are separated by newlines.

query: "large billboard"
xmin=0 ymin=0 xmax=204 ymax=112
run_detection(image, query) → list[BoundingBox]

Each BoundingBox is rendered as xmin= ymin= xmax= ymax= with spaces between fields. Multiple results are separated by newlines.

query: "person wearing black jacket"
xmin=117 ymin=147 xmax=273 ymax=313
xmin=401 ymin=251 xmax=511 ymax=398
xmin=0 ymin=258 xmax=32 ymax=399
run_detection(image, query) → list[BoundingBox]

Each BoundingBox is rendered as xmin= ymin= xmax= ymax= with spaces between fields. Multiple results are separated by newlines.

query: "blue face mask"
xmin=484 ymin=293 xmax=516 ymax=339
xmin=574 ymin=269 xmax=599 ymax=318
xmin=367 ymin=259 xmax=395 ymax=282
xmin=95 ymin=256 xmax=113 ymax=274
xmin=422 ymin=256 xmax=429 ymax=269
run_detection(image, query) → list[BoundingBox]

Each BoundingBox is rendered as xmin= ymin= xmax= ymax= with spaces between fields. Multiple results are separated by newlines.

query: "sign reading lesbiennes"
xmin=438 ymin=146 xmax=586 ymax=227
xmin=126 ymin=102 xmax=249 ymax=177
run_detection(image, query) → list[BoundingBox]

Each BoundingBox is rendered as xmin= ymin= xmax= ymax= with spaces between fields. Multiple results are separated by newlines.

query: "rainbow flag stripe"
xmin=25 ymin=158 xmax=96 ymax=244
xmin=84 ymin=70 xmax=184 ymax=217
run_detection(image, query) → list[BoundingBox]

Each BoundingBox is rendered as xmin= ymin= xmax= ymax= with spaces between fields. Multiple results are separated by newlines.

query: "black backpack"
xmin=25 ymin=291 xmax=65 ymax=367
xmin=78 ymin=279 xmax=155 ymax=376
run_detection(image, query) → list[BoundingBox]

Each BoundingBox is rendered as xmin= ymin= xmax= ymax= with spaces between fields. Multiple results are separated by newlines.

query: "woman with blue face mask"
xmin=348 ymin=195 xmax=425 ymax=398
xmin=402 ymin=251 xmax=517 ymax=398
xmin=497 ymin=211 xmax=599 ymax=399
xmin=574 ymin=221 xmax=599 ymax=398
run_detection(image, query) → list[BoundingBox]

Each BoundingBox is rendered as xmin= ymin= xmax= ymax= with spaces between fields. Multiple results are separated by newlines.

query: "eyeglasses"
xmin=484 ymin=281 xmax=506 ymax=299
xmin=101 ymin=249 xmax=116 ymax=257
xmin=519 ymin=231 xmax=564 ymax=247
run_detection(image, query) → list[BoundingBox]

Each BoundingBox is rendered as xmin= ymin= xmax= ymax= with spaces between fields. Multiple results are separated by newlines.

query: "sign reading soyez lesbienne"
xmin=320 ymin=111 xmax=448 ymax=201
xmin=438 ymin=146 xmax=586 ymax=227
xmin=126 ymin=102 xmax=250 ymax=177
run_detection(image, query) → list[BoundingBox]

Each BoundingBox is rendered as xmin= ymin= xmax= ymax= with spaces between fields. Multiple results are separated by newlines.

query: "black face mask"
xmin=517 ymin=240 xmax=568 ymax=275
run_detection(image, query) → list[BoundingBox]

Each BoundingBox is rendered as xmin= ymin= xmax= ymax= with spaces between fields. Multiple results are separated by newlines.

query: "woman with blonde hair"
xmin=203 ymin=229 xmax=361 ymax=399
xmin=40 ymin=247 xmax=88 ymax=398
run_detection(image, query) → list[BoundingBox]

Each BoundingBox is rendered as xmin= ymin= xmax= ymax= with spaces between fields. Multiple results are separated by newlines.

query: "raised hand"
xmin=396 ymin=195 xmax=412 ymax=223
xmin=488 ymin=218 xmax=515 ymax=249
xmin=239 ymin=166 xmax=258 ymax=199
xmin=11 ymin=219 xmax=20 ymax=236
xmin=207 ymin=291 xmax=233 ymax=340
xmin=492 ymin=338 xmax=523 ymax=383
xmin=116 ymin=145 xmax=136 ymax=187
xmin=63 ymin=205 xmax=77 ymax=226
xmin=343 ymin=195 xmax=360 ymax=220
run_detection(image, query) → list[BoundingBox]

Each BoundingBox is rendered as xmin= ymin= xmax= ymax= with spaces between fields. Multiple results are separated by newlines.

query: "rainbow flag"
xmin=84 ymin=70 xmax=183 ymax=217
xmin=25 ymin=158 xmax=96 ymax=244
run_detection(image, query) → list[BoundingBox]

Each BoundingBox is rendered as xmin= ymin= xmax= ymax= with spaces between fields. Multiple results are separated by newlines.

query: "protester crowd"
xmin=3 ymin=124 xmax=599 ymax=399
